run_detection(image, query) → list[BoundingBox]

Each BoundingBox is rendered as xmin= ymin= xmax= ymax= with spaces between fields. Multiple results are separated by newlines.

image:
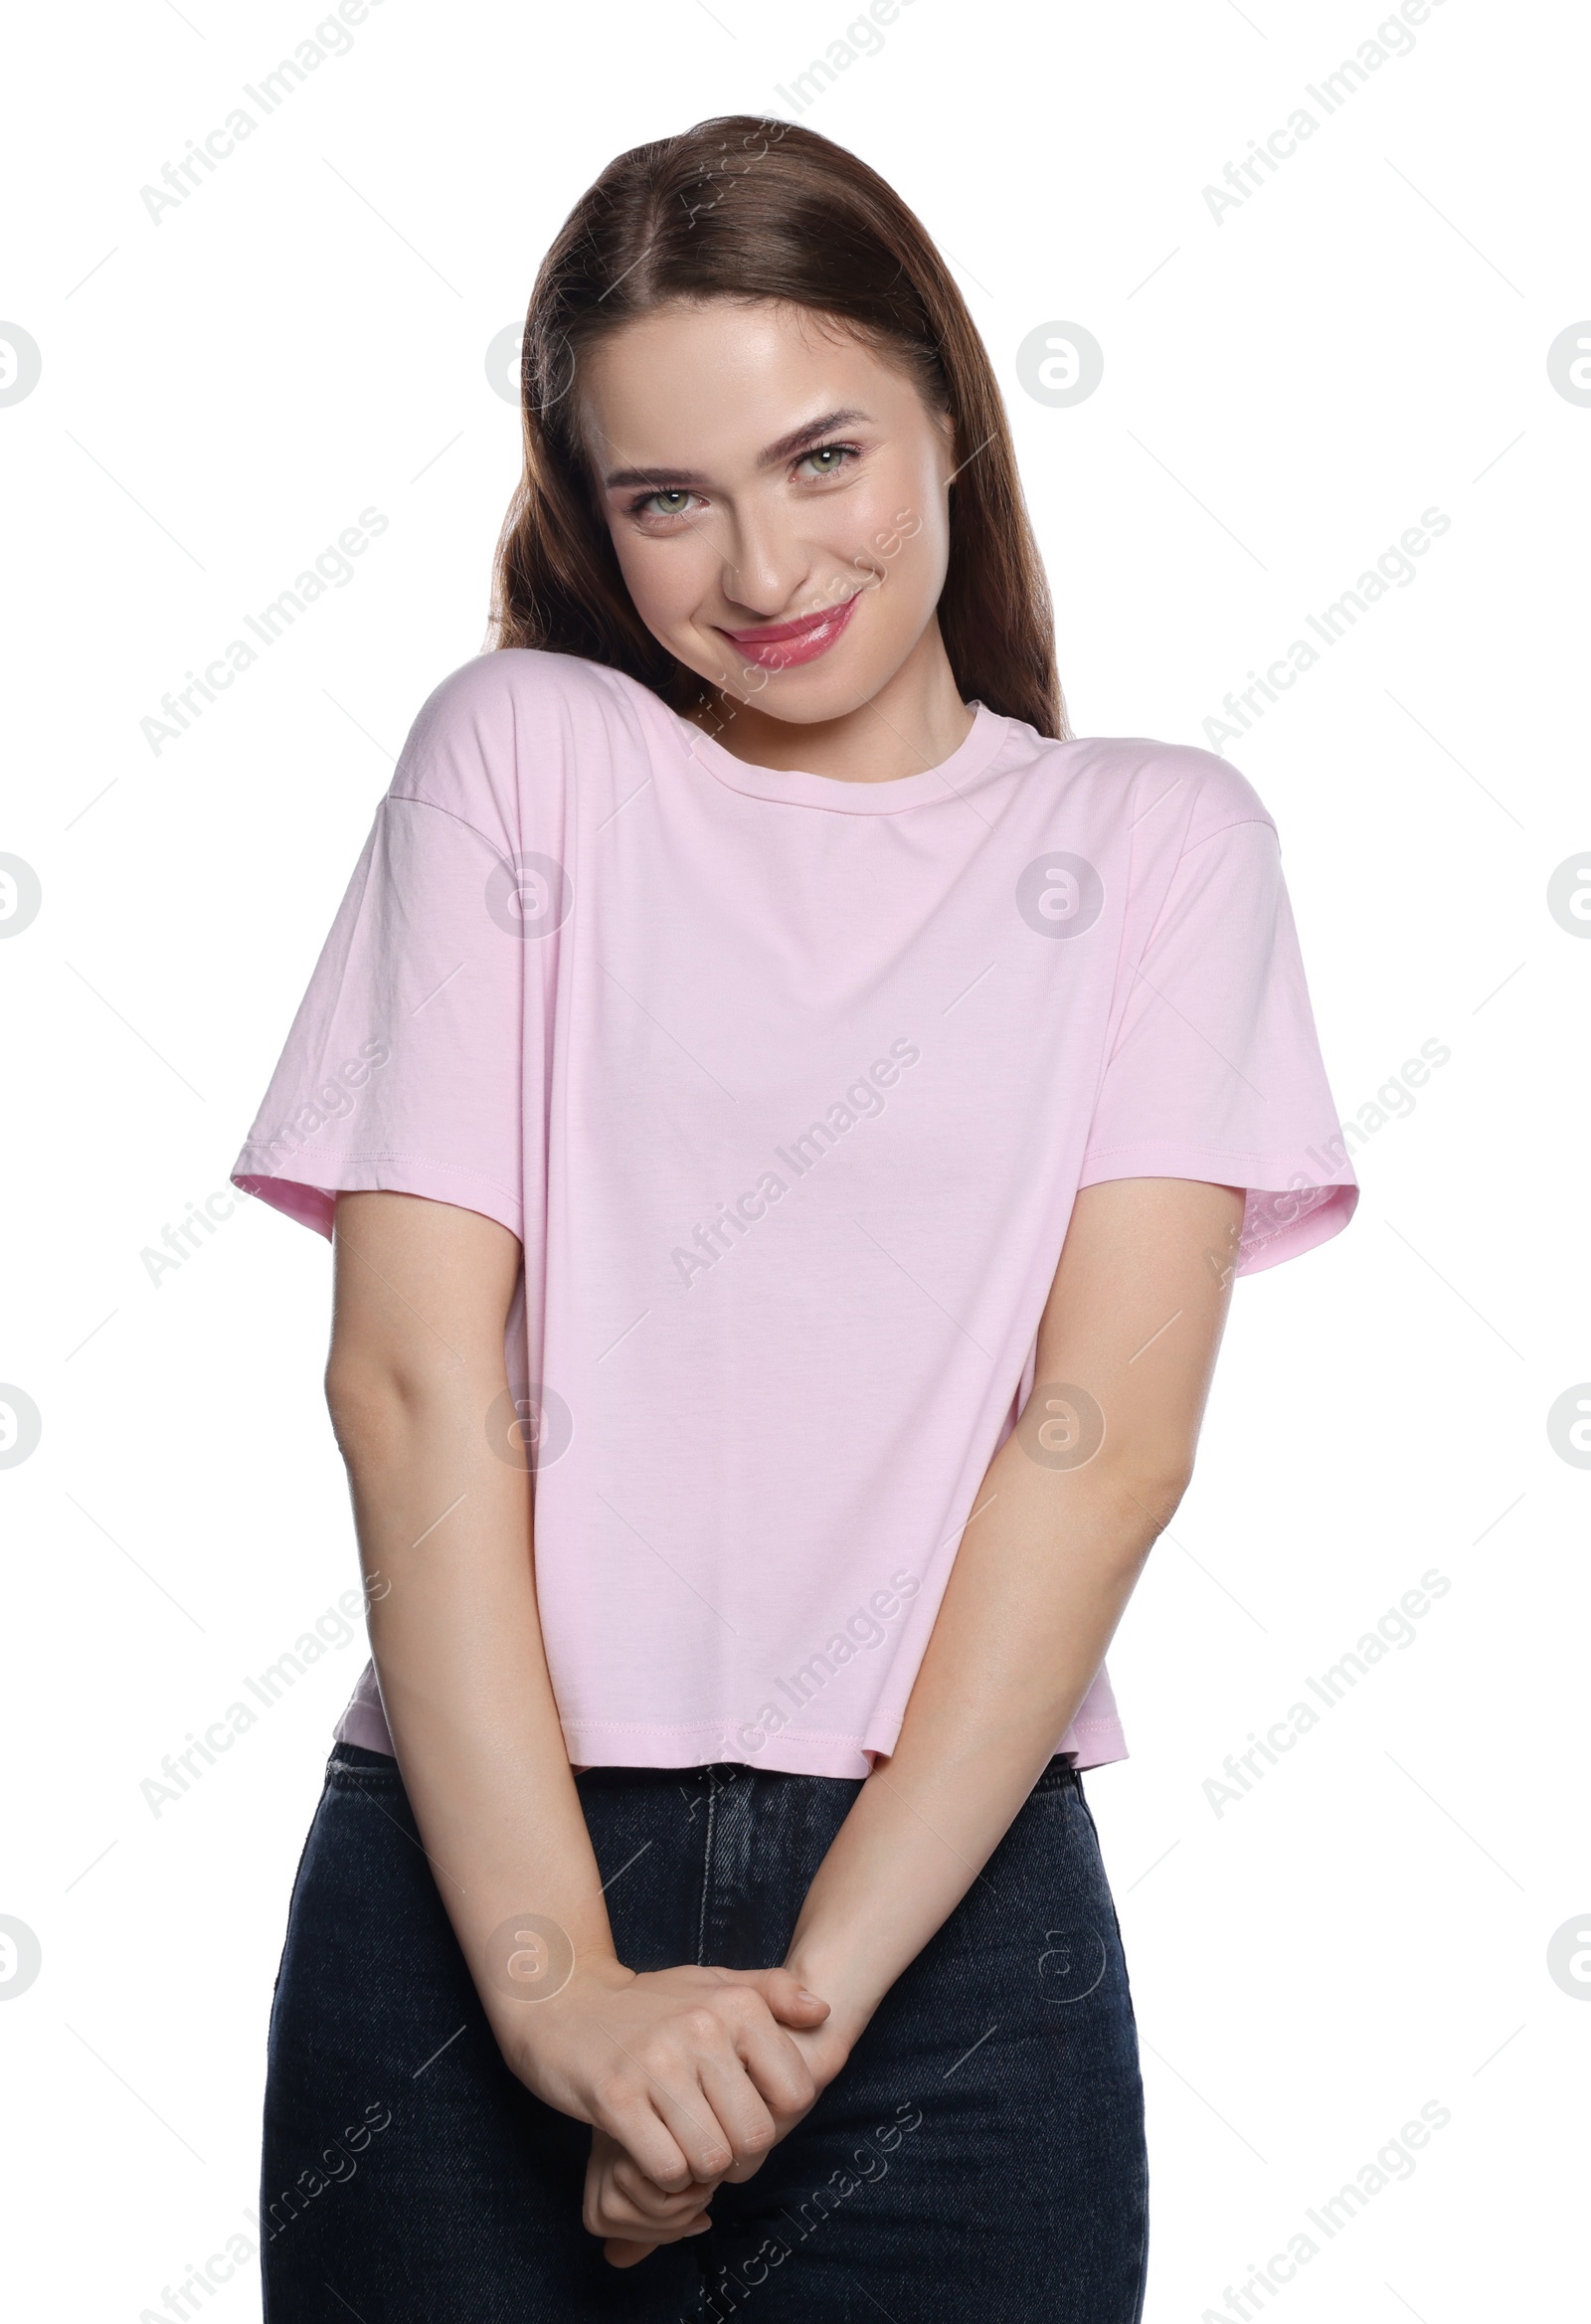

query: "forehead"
xmin=578 ymin=301 xmax=910 ymax=472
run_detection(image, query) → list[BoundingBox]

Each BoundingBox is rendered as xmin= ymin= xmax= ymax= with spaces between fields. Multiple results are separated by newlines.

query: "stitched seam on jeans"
xmin=329 ymin=1765 xmax=403 ymax=1791
xmin=696 ymin=1780 xmax=717 ymax=1967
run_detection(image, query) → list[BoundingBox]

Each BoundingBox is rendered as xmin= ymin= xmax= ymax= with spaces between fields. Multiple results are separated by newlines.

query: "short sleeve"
xmin=230 ymin=791 xmax=525 ymax=1242
xmin=1077 ymin=815 xmax=1358 ymax=1275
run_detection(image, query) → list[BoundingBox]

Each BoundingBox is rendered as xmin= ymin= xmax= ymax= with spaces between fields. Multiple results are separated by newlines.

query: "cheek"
xmin=608 ymin=527 xmax=712 ymax=636
xmin=848 ymin=463 xmax=950 ymax=609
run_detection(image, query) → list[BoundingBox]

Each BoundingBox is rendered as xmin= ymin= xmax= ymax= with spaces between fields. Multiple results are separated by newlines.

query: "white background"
xmin=2 ymin=1 xmax=1585 ymax=2316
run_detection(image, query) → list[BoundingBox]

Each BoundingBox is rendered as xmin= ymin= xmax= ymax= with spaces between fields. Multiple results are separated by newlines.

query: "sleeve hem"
xmin=232 ymin=1150 xmax=524 ymax=1244
xmin=1237 ymin=1181 xmax=1358 ymax=1275
xmin=1077 ymin=1139 xmax=1354 ymax=1189
xmin=1075 ymin=1145 xmax=1359 ymax=1275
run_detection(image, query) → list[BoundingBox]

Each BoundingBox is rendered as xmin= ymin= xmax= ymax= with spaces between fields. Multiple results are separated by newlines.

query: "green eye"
xmin=798 ymin=444 xmax=858 ymax=479
xmin=650 ymin=489 xmax=691 ymax=514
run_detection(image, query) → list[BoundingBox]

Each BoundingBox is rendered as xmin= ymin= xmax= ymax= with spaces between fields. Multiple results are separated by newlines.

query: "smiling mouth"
xmin=715 ymin=591 xmax=861 ymax=669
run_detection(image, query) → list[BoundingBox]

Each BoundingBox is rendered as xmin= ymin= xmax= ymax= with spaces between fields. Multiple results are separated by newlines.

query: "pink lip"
xmin=716 ymin=591 xmax=861 ymax=669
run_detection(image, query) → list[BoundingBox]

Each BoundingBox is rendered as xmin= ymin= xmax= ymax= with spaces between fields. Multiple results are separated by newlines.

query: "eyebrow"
xmin=602 ymin=408 xmax=870 ymax=492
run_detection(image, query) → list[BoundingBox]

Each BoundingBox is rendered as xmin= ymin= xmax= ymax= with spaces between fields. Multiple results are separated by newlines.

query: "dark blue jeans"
xmin=260 ymin=1744 xmax=1148 ymax=2322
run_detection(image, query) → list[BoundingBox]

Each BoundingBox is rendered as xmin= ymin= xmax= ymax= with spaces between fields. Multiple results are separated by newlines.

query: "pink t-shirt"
xmin=232 ymin=647 xmax=1357 ymax=1777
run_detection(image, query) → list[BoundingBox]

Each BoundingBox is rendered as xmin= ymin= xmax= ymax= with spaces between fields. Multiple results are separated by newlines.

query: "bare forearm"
xmin=781 ymin=1178 xmax=1241 ymax=2045
xmin=782 ymin=1435 xmax=1173 ymax=2039
xmin=333 ymin=1371 xmax=618 ymax=2028
xmin=323 ymin=1194 xmax=830 ymax=2205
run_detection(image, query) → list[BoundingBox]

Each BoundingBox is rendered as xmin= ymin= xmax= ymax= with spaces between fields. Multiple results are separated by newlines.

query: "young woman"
xmin=233 ymin=114 xmax=1357 ymax=2323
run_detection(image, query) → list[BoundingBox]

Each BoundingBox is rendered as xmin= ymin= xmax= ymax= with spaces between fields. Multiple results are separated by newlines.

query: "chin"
xmin=707 ymin=650 xmax=904 ymax=729
xmin=749 ymin=683 xmax=868 ymax=726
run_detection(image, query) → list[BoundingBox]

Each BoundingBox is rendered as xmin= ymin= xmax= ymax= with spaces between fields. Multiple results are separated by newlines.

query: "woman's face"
xmin=580 ymin=299 xmax=957 ymax=726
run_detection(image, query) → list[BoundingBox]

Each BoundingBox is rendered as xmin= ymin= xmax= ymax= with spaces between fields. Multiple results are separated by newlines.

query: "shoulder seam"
xmin=1173 ymin=813 xmax=1277 ymax=868
xmin=384 ymin=789 xmax=506 ymax=856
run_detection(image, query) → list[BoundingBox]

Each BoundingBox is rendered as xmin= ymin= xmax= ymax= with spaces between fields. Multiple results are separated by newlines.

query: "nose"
xmin=717 ymin=503 xmax=814 ymax=622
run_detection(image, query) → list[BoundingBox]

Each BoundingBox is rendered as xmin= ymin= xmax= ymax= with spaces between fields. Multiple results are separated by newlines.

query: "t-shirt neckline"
xmin=667 ymin=697 xmax=1013 ymax=814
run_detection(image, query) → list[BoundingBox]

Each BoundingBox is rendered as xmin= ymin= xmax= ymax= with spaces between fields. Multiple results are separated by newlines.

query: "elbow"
xmin=323 ymin=1357 xmax=396 ymax=1466
xmin=323 ymin=1349 xmax=447 ymax=1465
xmin=1092 ymin=1449 xmax=1196 ymax=1549
xmin=1138 ymin=1462 xmax=1194 ymax=1537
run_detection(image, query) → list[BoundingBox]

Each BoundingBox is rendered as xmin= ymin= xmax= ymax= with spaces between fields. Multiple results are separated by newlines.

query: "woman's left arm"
xmin=779 ymin=1172 xmax=1245 ymax=2053
xmin=587 ymin=1172 xmax=1245 ymax=2256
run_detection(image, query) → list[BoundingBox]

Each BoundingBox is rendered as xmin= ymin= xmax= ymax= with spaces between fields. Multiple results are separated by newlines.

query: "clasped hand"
xmin=498 ymin=1958 xmax=852 ymax=2267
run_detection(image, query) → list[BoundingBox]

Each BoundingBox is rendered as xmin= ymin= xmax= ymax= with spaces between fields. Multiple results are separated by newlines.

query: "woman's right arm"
xmin=323 ymin=1188 xmax=826 ymax=2200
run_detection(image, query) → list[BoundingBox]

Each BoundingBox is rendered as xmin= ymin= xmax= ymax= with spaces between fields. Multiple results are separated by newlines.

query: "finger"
xmin=588 ymin=2177 xmax=705 ymax=2236
xmin=590 ymin=2092 xmax=698 ymax=2194
xmin=588 ymin=2159 xmax=714 ymax=2258
xmin=604 ymin=2236 xmax=660 ymax=2269
xmin=593 ymin=2187 xmax=713 ymax=2239
xmin=721 ymin=2006 xmax=820 ymax=2119
xmin=645 ymin=2077 xmax=741 ymax=2187
xmin=585 ymin=2153 xmax=709 ymax=2241
xmin=687 ymin=1981 xmax=820 ymax=2101
xmin=722 ymin=1966 xmax=830 ymax=2025
xmin=696 ymin=2055 xmax=780 ymax=2166
xmin=610 ymin=2153 xmax=719 ymax=2220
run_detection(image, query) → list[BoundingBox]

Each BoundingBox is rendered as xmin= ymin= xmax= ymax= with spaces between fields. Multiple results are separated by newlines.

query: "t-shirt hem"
xmin=561 ymin=1719 xmax=875 ymax=1778
xmin=333 ymin=1696 xmax=398 ymax=1755
xmin=558 ymin=1712 xmax=1130 ymax=1778
xmin=1064 ymin=1725 xmax=1130 ymax=1772
xmin=863 ymin=1707 xmax=1129 ymax=1775
xmin=328 ymin=1703 xmax=1131 ymax=1776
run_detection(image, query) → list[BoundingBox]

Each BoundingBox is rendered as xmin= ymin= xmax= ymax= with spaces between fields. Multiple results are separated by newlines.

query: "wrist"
xmin=782 ymin=1944 xmax=882 ymax=2048
xmin=483 ymin=1946 xmax=630 ymax=2056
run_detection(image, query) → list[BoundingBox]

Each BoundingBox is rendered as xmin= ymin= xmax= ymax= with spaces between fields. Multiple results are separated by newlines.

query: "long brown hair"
xmin=486 ymin=115 xmax=1067 ymax=740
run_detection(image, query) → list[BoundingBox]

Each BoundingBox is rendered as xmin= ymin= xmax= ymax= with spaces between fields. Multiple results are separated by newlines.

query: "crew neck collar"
xmin=667 ymin=699 xmax=1013 ymax=815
